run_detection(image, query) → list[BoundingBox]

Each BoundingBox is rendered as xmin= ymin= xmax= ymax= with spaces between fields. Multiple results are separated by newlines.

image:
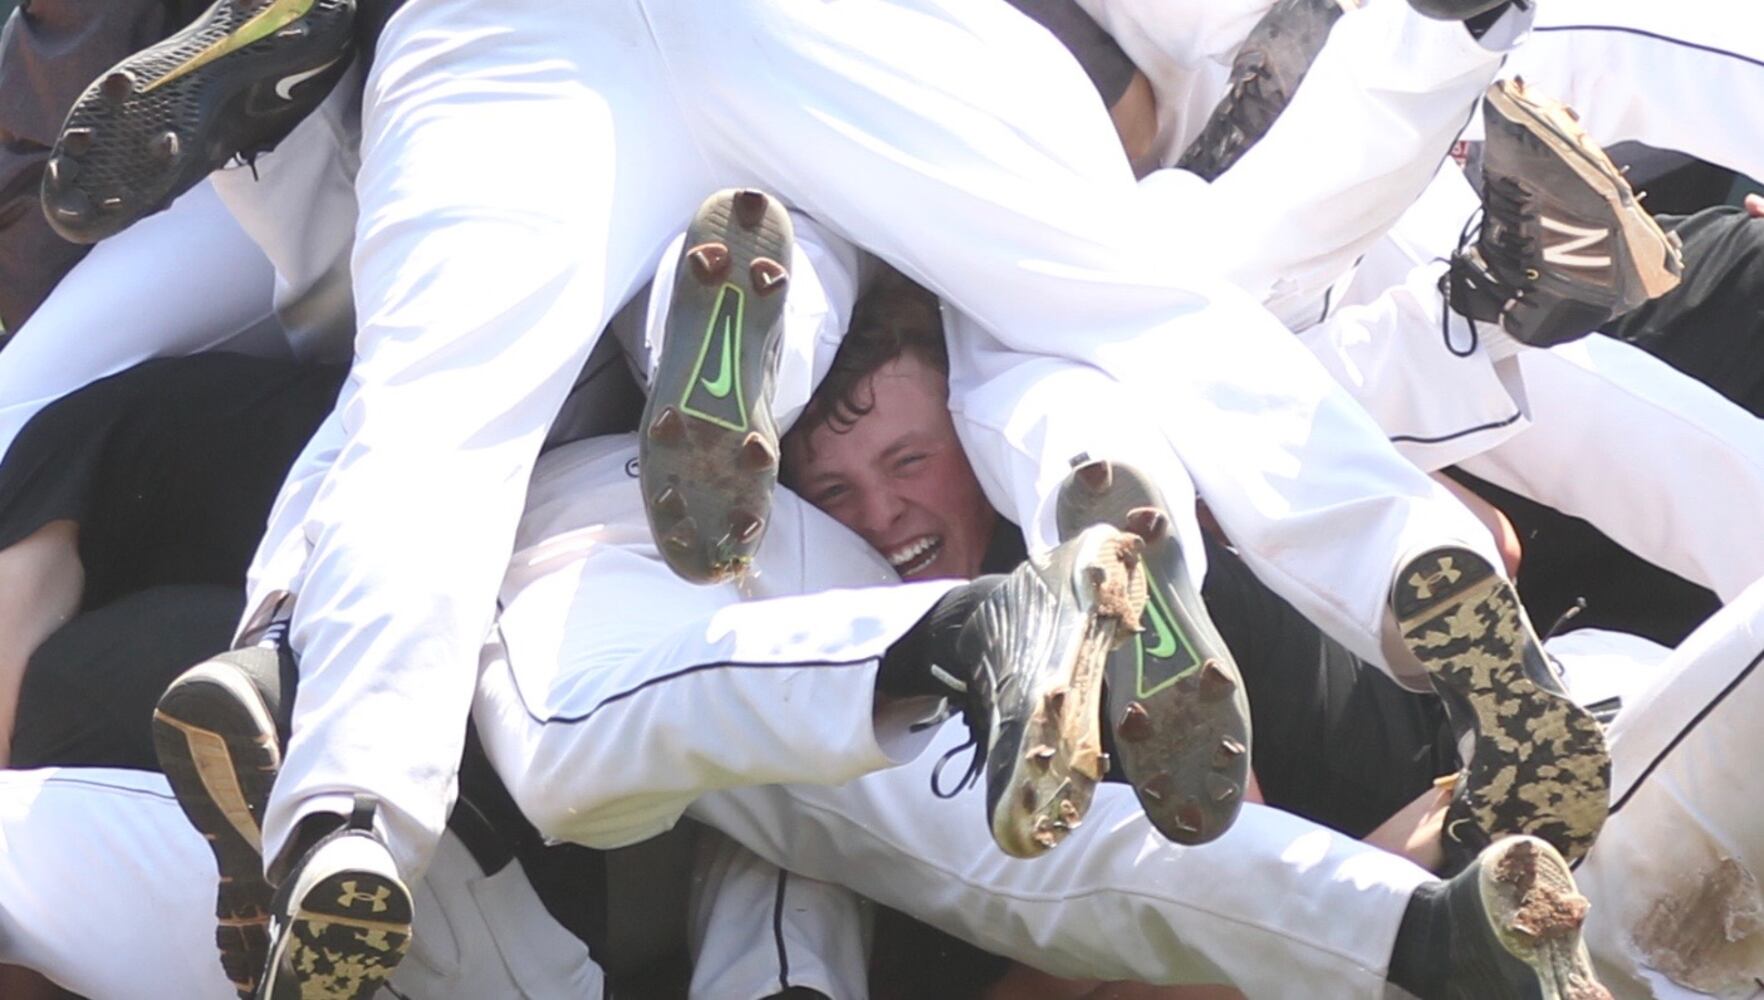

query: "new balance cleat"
xmin=1175 ymin=0 xmax=1357 ymax=182
xmin=1447 ymin=78 xmax=1684 ymax=348
xmin=42 ymin=0 xmax=356 ymax=244
xmin=641 ymin=188 xmax=794 ymax=584
xmin=260 ymin=796 xmax=412 ymax=1000
xmin=153 ymin=643 xmax=294 ymax=999
xmin=1055 ymin=458 xmax=1251 ymax=845
xmin=1392 ymin=546 xmax=1609 ymax=868
xmin=957 ymin=524 xmax=1147 ymax=859
xmin=1397 ymin=836 xmax=1611 ymax=1000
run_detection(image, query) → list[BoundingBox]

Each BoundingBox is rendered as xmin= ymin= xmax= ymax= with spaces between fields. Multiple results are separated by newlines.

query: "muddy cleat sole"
xmin=961 ymin=524 xmax=1148 ymax=858
xmin=641 ymin=188 xmax=794 ymax=584
xmin=1392 ymin=546 xmax=1609 ymax=866
xmin=153 ymin=649 xmax=288 ymax=999
xmin=261 ymin=797 xmax=412 ymax=1000
xmin=1054 ymin=457 xmax=1251 ymax=845
xmin=42 ymin=0 xmax=356 ymax=244
xmin=1444 ymin=837 xmax=1611 ymax=999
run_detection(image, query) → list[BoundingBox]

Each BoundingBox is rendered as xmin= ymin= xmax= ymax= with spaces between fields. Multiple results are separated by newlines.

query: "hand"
xmin=1747 ymin=192 xmax=1764 ymax=219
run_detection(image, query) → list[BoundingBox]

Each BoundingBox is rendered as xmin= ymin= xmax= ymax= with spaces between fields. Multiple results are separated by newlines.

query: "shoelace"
xmin=1439 ymin=175 xmax=1537 ymax=357
xmin=918 ymin=660 xmax=1001 ymax=800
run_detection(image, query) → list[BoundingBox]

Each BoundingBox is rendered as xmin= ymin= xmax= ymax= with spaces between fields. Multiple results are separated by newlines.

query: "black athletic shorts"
xmin=0 ymin=353 xmax=344 ymax=609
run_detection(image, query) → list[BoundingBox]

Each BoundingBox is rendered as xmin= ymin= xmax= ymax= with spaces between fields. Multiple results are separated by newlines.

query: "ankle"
xmin=878 ymin=576 xmax=1006 ymax=699
xmin=268 ymin=810 xmax=346 ymax=886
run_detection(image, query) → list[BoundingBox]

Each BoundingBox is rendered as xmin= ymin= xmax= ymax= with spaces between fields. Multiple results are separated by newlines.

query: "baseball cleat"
xmin=42 ymin=0 xmax=356 ymax=244
xmin=1054 ymin=457 xmax=1251 ymax=845
xmin=641 ymin=188 xmax=794 ymax=584
xmin=1404 ymin=836 xmax=1611 ymax=999
xmin=153 ymin=644 xmax=293 ymax=999
xmin=1447 ymin=78 xmax=1684 ymax=348
xmin=1392 ymin=546 xmax=1609 ymax=868
xmin=955 ymin=524 xmax=1147 ymax=859
xmin=1175 ymin=0 xmax=1358 ymax=182
xmin=259 ymin=796 xmax=412 ymax=1000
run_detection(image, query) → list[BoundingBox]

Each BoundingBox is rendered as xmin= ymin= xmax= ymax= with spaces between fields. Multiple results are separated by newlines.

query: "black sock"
xmin=268 ymin=810 xmax=347 ymax=886
xmin=1387 ymin=880 xmax=1449 ymax=998
xmin=1464 ymin=1 xmax=1521 ymax=41
xmin=877 ymin=576 xmax=1006 ymax=699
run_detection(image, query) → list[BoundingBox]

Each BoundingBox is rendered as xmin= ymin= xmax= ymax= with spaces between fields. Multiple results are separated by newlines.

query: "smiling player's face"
xmin=784 ymin=353 xmax=998 ymax=581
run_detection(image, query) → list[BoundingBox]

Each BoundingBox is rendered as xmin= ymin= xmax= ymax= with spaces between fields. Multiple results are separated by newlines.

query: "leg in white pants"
xmin=263 ymin=0 xmax=1503 ymax=874
xmin=689 ymin=723 xmax=1430 ymax=999
xmin=690 ymin=829 xmax=871 ymax=1000
xmin=1574 ymin=576 xmax=1764 ymax=998
xmin=1501 ymin=0 xmax=1764 ymax=184
xmin=472 ymin=435 xmax=945 ymax=851
xmin=0 ymin=768 xmax=603 ymax=1000
xmin=0 ymin=180 xmax=279 ymax=464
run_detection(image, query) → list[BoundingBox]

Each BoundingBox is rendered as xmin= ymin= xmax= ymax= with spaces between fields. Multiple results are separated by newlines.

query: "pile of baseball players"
xmin=0 ymin=0 xmax=1760 ymax=996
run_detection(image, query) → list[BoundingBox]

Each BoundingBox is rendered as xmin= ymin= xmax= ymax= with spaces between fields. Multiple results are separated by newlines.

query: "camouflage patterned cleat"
xmin=640 ymin=188 xmax=794 ymax=584
xmin=1447 ymin=77 xmax=1684 ymax=348
xmin=42 ymin=0 xmax=356 ymax=244
xmin=1392 ymin=546 xmax=1610 ymax=869
xmin=1054 ymin=457 xmax=1251 ymax=845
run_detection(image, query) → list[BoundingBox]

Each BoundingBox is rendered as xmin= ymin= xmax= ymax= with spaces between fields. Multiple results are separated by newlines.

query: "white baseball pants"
xmin=471 ymin=434 xmax=947 ymax=852
xmin=244 ymin=0 xmax=1502 ymax=876
xmin=0 ymin=768 xmax=605 ymax=1000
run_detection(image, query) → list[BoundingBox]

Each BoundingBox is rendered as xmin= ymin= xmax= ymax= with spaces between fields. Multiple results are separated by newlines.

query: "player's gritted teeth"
xmin=886 ymin=534 xmax=944 ymax=578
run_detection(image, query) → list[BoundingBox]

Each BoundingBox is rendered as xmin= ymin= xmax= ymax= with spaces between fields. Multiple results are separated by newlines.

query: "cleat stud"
xmin=1117 ymin=702 xmax=1154 ymax=743
xmin=100 ymin=70 xmax=135 ymax=104
xmin=53 ymin=188 xmax=92 ymax=220
xmin=99 ymin=195 xmax=124 ymax=211
xmin=1175 ymin=801 xmax=1206 ymax=834
xmin=1096 ymin=752 xmax=1110 ymax=775
xmin=648 ymin=407 xmax=686 ymax=444
xmin=750 ymin=257 xmax=789 ymax=296
xmin=1019 ymin=784 xmax=1037 ymax=812
xmin=1125 ymin=506 xmax=1169 ymax=542
xmin=653 ymin=486 xmax=687 ymax=519
xmin=62 ymin=127 xmax=94 ymax=157
xmin=1059 ymin=800 xmax=1081 ymax=825
xmin=1043 ymin=688 xmax=1067 ymax=718
xmin=738 ymin=433 xmax=777 ymax=473
xmin=151 ymin=130 xmax=181 ymax=163
xmin=729 ymin=511 xmax=764 ymax=544
xmin=663 ymin=518 xmax=699 ymax=553
xmin=686 ymin=242 xmax=731 ymax=283
xmin=1141 ymin=773 xmax=1172 ymax=803
xmin=1028 ymin=745 xmax=1056 ymax=770
xmin=1198 ymin=660 xmax=1236 ymax=701
xmin=1074 ymin=459 xmax=1113 ymax=494
xmin=1086 ymin=564 xmax=1108 ymax=588
xmin=45 ymin=156 xmax=77 ymax=187
xmin=1206 ymin=773 xmax=1239 ymax=803
xmin=1214 ymin=737 xmax=1247 ymax=765
xmin=731 ymin=189 xmax=768 ymax=228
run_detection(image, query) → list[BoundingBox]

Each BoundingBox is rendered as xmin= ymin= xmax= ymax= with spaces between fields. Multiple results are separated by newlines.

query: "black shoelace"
xmin=1439 ymin=175 xmax=1536 ymax=357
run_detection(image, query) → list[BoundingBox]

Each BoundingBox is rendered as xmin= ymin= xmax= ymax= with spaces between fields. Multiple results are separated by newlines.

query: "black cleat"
xmin=953 ymin=524 xmax=1147 ymax=858
xmin=42 ymin=0 xmax=357 ymax=244
xmin=1055 ymin=457 xmax=1251 ymax=845
xmin=1391 ymin=546 xmax=1609 ymax=868
xmin=1175 ymin=0 xmax=1356 ymax=182
xmin=153 ymin=641 xmax=295 ymax=999
xmin=1395 ymin=836 xmax=1612 ymax=999
xmin=1446 ymin=78 xmax=1684 ymax=348
xmin=641 ymin=188 xmax=794 ymax=584
xmin=259 ymin=796 xmax=412 ymax=1000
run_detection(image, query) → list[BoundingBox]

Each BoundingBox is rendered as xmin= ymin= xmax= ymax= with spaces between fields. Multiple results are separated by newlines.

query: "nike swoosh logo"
xmin=1142 ymin=587 xmax=1178 ymax=660
xmin=274 ymin=54 xmax=343 ymax=101
xmin=700 ymin=316 xmax=736 ymax=399
xmin=145 ymin=0 xmax=317 ymax=95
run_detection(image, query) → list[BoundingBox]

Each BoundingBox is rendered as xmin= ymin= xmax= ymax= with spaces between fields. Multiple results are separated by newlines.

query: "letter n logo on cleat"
xmin=1134 ymin=573 xmax=1200 ymax=699
xmin=680 ymin=284 xmax=749 ymax=432
xmin=1540 ymin=217 xmax=1612 ymax=270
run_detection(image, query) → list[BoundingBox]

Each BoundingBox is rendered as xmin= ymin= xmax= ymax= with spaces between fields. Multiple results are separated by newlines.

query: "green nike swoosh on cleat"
xmin=700 ymin=316 xmax=737 ymax=399
xmin=1135 ymin=575 xmax=1199 ymax=699
xmin=144 ymin=0 xmax=318 ymax=94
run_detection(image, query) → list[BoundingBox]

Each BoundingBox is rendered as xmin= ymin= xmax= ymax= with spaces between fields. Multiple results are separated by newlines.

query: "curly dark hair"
xmin=783 ymin=266 xmax=947 ymax=465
